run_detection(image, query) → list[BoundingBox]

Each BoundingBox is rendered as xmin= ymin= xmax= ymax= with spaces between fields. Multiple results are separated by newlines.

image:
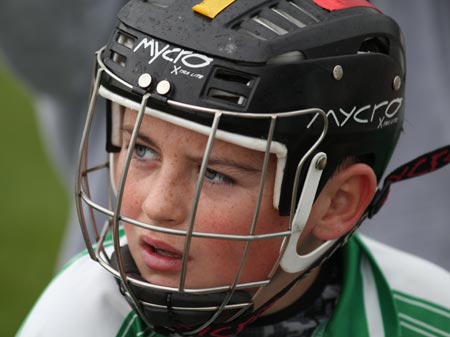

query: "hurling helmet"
xmin=76 ymin=0 xmax=405 ymax=335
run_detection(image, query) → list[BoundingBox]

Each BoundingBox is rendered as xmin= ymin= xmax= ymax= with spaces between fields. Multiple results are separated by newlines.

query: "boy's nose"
xmin=140 ymin=166 xmax=192 ymax=228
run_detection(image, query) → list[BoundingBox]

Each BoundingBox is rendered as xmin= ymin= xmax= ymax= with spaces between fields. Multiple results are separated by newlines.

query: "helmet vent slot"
xmin=233 ymin=1 xmax=322 ymax=40
xmin=252 ymin=16 xmax=289 ymax=35
xmin=236 ymin=28 xmax=268 ymax=41
xmin=144 ymin=0 xmax=174 ymax=8
xmin=116 ymin=31 xmax=136 ymax=50
xmin=204 ymin=68 xmax=255 ymax=107
xmin=111 ymin=51 xmax=127 ymax=67
xmin=207 ymin=89 xmax=246 ymax=106
xmin=286 ymin=1 xmax=320 ymax=23
xmin=271 ymin=7 xmax=306 ymax=28
xmin=214 ymin=70 xmax=254 ymax=86
xmin=359 ymin=37 xmax=390 ymax=55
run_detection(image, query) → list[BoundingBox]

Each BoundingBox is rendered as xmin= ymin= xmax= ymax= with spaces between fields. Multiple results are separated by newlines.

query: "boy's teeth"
xmin=154 ymin=248 xmax=180 ymax=258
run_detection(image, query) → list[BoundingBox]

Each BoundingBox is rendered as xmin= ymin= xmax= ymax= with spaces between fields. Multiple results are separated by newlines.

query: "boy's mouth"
xmin=150 ymin=245 xmax=182 ymax=259
xmin=138 ymin=235 xmax=192 ymax=273
xmin=141 ymin=236 xmax=186 ymax=260
xmin=138 ymin=238 xmax=186 ymax=272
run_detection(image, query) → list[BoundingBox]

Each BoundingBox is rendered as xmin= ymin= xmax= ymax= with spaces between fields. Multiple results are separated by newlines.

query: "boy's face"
xmin=114 ymin=109 xmax=290 ymax=289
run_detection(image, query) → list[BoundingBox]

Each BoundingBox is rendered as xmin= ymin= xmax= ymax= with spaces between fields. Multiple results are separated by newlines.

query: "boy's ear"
xmin=310 ymin=163 xmax=377 ymax=241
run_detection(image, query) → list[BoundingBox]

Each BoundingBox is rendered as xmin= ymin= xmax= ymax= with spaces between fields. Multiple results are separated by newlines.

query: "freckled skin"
xmin=115 ymin=111 xmax=289 ymax=289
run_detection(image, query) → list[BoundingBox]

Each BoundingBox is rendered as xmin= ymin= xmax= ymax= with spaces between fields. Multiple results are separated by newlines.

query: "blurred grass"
xmin=0 ymin=62 xmax=68 ymax=336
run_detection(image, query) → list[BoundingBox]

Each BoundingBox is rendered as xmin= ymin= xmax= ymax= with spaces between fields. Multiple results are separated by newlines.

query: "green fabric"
xmin=115 ymin=312 xmax=165 ymax=337
xmin=355 ymin=236 xmax=401 ymax=337
xmin=322 ymin=237 xmax=370 ymax=337
xmin=321 ymin=235 xmax=401 ymax=337
xmin=393 ymin=290 xmax=450 ymax=336
xmin=55 ymin=225 xmax=125 ymax=276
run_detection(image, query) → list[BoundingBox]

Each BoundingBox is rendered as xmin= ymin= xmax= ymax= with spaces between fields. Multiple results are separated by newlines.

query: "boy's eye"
xmin=134 ymin=144 xmax=158 ymax=160
xmin=204 ymin=168 xmax=234 ymax=186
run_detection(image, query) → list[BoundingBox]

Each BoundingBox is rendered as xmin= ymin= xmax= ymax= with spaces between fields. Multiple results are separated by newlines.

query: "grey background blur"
xmin=362 ymin=0 xmax=450 ymax=270
xmin=0 ymin=0 xmax=448 ymax=269
xmin=0 ymin=0 xmax=126 ymax=266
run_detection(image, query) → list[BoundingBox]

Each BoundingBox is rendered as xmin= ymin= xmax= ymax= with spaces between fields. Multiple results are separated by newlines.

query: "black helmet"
xmin=77 ymin=0 xmax=405 ymax=335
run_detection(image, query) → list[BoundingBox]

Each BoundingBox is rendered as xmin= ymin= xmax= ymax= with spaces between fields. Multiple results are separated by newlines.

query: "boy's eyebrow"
xmin=122 ymin=125 xmax=158 ymax=148
xmin=202 ymin=157 xmax=262 ymax=173
xmin=121 ymin=125 xmax=262 ymax=173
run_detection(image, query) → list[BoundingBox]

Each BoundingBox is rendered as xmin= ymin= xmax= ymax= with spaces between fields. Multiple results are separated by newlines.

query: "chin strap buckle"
xmin=368 ymin=144 xmax=450 ymax=218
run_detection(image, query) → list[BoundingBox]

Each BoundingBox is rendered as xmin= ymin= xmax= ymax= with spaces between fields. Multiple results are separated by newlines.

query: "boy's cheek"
xmin=123 ymin=222 xmax=138 ymax=241
xmin=194 ymin=201 xmax=258 ymax=235
xmin=196 ymin=236 xmax=282 ymax=274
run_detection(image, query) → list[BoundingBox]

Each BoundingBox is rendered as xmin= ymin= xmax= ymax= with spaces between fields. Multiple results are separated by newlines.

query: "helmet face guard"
xmin=76 ymin=0 xmax=405 ymax=334
xmin=77 ymin=49 xmax=329 ymax=333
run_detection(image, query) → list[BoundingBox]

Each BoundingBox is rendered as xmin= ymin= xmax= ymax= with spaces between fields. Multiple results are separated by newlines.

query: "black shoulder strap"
xmin=368 ymin=145 xmax=450 ymax=218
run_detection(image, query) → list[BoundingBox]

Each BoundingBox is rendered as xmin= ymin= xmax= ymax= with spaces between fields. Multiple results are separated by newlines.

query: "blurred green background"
xmin=0 ymin=61 xmax=68 ymax=336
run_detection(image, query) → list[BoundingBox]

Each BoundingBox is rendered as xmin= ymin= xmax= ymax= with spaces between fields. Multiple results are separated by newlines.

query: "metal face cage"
xmin=75 ymin=48 xmax=330 ymax=334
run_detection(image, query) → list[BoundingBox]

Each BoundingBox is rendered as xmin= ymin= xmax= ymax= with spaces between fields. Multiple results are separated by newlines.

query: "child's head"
xmin=77 ymin=0 xmax=405 ymax=334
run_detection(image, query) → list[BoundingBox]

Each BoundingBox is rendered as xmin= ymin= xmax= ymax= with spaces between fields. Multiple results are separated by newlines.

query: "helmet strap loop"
xmin=368 ymin=145 xmax=450 ymax=218
xmin=280 ymin=152 xmax=336 ymax=273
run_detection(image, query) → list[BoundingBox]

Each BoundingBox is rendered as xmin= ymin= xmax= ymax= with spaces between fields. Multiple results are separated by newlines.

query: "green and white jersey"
xmin=16 ymin=234 xmax=450 ymax=337
xmin=317 ymin=236 xmax=450 ymax=337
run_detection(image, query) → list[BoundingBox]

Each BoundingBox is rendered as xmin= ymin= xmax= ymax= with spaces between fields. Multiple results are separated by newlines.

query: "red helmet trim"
xmin=313 ymin=0 xmax=380 ymax=12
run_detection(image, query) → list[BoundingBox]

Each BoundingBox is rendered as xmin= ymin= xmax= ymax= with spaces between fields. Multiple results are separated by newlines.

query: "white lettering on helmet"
xmin=133 ymin=38 xmax=213 ymax=69
xmin=307 ymin=97 xmax=403 ymax=129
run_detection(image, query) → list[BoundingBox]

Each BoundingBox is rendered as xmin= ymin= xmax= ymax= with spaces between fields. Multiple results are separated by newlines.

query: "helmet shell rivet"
xmin=315 ymin=154 xmax=327 ymax=170
xmin=393 ymin=75 xmax=402 ymax=91
xmin=156 ymin=80 xmax=172 ymax=95
xmin=333 ymin=65 xmax=343 ymax=80
xmin=138 ymin=73 xmax=152 ymax=88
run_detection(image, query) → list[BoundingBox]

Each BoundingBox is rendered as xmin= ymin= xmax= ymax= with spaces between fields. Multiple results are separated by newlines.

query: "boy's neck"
xmin=256 ymin=266 xmax=322 ymax=316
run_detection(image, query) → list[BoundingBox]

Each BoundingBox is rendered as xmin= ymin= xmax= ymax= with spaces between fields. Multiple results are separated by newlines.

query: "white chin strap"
xmin=280 ymin=152 xmax=337 ymax=273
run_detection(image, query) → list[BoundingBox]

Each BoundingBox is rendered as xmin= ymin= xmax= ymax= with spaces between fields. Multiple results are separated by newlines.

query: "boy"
xmin=17 ymin=0 xmax=450 ymax=336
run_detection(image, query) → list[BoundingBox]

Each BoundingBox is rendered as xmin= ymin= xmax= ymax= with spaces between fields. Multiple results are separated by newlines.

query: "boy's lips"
xmin=139 ymin=236 xmax=190 ymax=272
